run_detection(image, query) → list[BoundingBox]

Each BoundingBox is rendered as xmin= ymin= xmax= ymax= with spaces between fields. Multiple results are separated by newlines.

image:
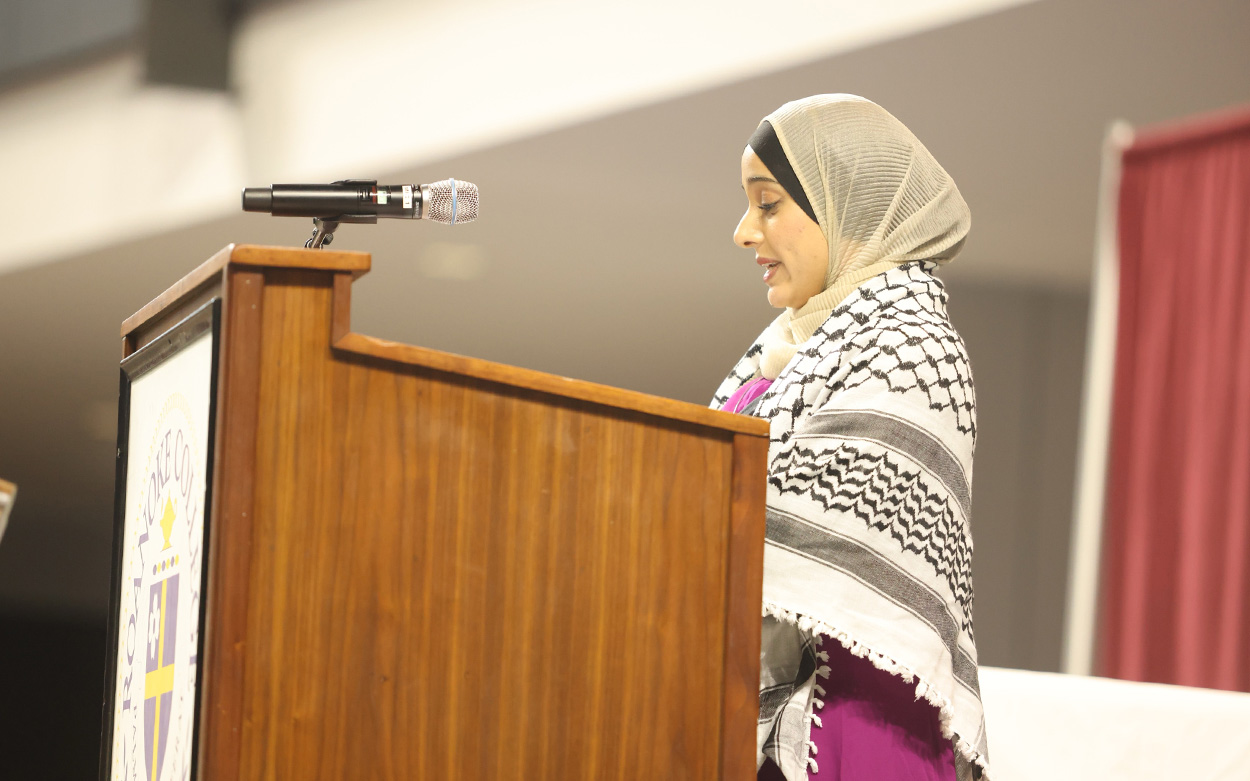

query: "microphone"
xmin=241 ymin=178 xmax=479 ymax=225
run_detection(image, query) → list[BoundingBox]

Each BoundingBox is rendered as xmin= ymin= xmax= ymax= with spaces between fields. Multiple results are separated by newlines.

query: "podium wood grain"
xmin=121 ymin=246 xmax=768 ymax=780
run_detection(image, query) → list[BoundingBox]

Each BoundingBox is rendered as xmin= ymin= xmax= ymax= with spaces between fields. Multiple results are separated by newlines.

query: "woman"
xmin=714 ymin=95 xmax=989 ymax=781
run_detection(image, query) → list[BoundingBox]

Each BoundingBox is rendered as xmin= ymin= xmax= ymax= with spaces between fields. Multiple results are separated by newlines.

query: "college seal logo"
xmin=110 ymin=392 xmax=207 ymax=781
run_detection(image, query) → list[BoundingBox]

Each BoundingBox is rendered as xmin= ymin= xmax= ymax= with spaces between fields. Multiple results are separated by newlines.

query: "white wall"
xmin=950 ymin=282 xmax=1089 ymax=671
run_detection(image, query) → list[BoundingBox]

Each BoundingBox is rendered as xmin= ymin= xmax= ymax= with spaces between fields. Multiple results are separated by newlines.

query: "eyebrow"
xmin=747 ymin=175 xmax=779 ymax=184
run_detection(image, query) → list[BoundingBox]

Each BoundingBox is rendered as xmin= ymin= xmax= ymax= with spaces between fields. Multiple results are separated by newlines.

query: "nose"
xmin=734 ymin=209 xmax=760 ymax=249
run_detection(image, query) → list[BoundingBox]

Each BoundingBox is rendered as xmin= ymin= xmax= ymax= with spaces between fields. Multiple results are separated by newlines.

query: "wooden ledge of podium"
xmin=120 ymin=244 xmax=768 ymax=780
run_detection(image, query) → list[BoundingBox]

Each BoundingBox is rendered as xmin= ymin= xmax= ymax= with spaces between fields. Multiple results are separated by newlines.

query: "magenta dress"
xmin=723 ymin=378 xmax=957 ymax=781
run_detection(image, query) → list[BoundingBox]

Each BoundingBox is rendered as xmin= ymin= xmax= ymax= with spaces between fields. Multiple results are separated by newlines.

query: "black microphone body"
xmin=243 ymin=180 xmax=420 ymax=220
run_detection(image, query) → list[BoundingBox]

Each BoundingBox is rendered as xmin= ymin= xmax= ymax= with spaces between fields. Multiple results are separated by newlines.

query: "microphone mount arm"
xmin=305 ymin=213 xmax=377 ymax=249
xmin=307 ymin=218 xmax=338 ymax=249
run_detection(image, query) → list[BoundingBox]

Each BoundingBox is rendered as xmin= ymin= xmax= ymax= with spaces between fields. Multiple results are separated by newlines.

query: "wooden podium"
xmin=102 ymin=245 xmax=769 ymax=780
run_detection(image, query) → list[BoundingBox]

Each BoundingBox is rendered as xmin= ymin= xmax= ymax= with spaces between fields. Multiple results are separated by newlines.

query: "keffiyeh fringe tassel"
xmin=802 ymin=636 xmax=832 ymax=774
xmin=763 ymin=600 xmax=991 ymax=780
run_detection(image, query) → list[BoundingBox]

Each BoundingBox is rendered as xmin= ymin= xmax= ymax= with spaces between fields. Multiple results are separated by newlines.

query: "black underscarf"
xmin=747 ymin=120 xmax=818 ymax=224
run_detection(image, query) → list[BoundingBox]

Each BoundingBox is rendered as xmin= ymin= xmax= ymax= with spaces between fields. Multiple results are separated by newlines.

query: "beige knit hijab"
xmin=755 ymin=94 xmax=972 ymax=380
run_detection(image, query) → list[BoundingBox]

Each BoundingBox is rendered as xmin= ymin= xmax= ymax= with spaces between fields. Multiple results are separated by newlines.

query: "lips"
xmin=758 ymin=257 xmax=781 ymax=282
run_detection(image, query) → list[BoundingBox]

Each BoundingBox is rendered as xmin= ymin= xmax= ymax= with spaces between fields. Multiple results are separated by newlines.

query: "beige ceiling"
xmin=1 ymin=0 xmax=1248 ymax=617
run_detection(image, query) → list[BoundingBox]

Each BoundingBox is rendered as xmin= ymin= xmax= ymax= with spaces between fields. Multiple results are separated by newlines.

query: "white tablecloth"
xmin=979 ymin=667 xmax=1250 ymax=780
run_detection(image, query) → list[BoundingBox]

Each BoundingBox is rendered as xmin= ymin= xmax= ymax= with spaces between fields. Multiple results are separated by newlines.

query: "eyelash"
xmin=758 ymin=200 xmax=779 ymax=213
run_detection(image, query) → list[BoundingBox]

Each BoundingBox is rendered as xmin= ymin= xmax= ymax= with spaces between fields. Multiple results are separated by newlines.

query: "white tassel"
xmin=814 ymin=683 xmax=826 ymax=697
xmin=810 ymin=713 xmax=823 ymax=728
xmin=816 ymin=664 xmax=831 ymax=679
xmin=760 ymin=599 xmax=988 ymax=780
xmin=816 ymin=650 xmax=830 ymax=662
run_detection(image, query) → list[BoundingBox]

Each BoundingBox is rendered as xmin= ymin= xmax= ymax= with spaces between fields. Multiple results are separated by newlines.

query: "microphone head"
xmin=421 ymin=178 xmax=479 ymax=225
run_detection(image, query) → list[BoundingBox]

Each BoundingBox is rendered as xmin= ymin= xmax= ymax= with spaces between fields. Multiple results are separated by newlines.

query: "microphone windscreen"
xmin=423 ymin=179 xmax=479 ymax=225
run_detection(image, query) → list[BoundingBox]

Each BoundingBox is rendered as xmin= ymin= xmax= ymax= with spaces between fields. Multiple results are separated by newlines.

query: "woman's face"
xmin=734 ymin=147 xmax=828 ymax=309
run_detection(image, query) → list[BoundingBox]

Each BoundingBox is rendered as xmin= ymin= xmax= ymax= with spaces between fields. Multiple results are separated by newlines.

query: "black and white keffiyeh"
xmin=713 ymin=263 xmax=989 ymax=781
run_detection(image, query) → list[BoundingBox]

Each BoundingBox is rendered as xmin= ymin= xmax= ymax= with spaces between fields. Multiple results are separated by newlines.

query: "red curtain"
xmin=1099 ymin=106 xmax=1250 ymax=692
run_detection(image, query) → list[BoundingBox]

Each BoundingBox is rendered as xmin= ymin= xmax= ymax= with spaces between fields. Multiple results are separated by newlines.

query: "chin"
xmin=767 ymin=287 xmax=794 ymax=309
